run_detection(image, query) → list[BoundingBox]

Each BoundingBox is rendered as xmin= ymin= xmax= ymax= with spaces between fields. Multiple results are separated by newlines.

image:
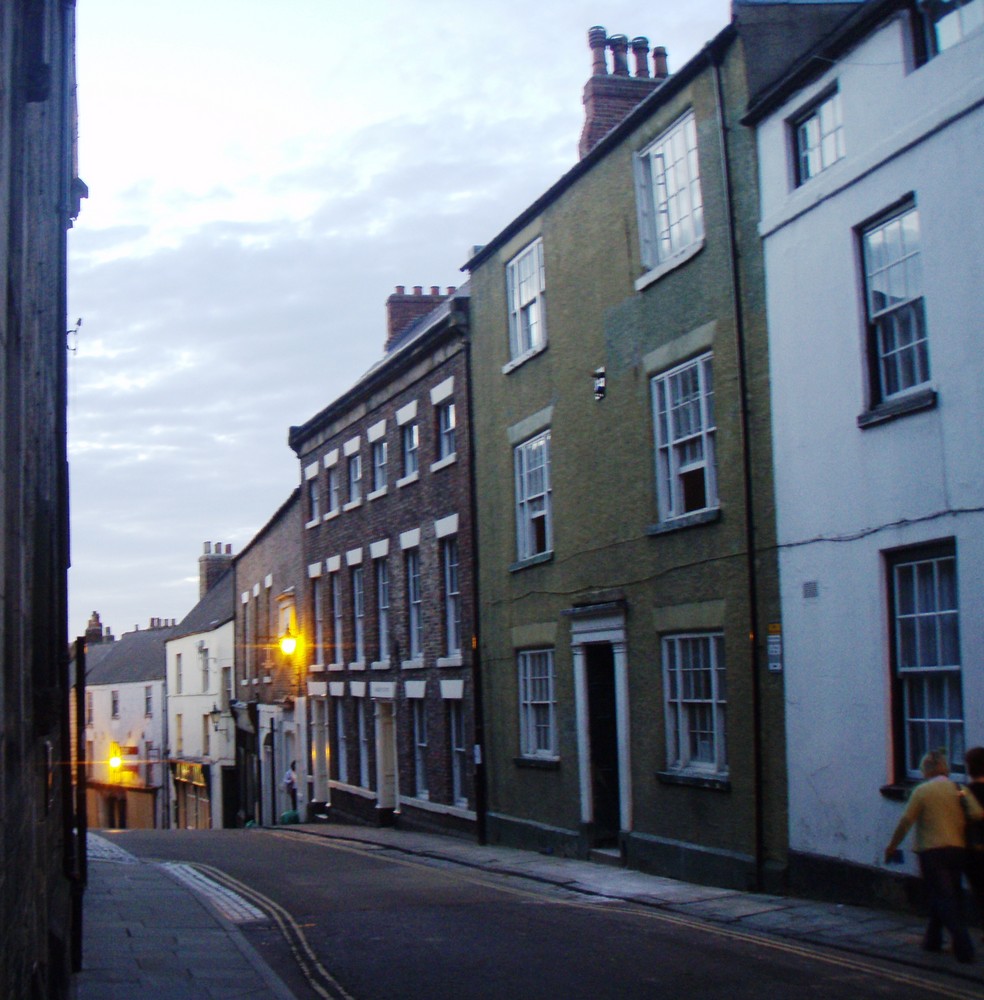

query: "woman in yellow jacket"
xmin=885 ymin=749 xmax=983 ymax=964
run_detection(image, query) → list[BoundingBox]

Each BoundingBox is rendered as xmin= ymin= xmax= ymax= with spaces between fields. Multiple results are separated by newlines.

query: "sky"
xmin=67 ymin=0 xmax=733 ymax=642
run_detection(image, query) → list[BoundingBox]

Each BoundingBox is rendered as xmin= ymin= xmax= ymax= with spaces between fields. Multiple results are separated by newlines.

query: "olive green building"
xmin=464 ymin=7 xmax=857 ymax=891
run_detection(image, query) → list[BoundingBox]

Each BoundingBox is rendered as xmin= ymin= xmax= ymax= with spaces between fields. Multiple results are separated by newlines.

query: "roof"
xmin=169 ymin=567 xmax=235 ymax=641
xmin=84 ymin=624 xmax=176 ymax=686
xmin=288 ymin=284 xmax=470 ymax=453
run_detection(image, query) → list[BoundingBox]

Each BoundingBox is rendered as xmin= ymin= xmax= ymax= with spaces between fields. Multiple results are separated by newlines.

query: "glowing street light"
xmin=279 ymin=626 xmax=297 ymax=657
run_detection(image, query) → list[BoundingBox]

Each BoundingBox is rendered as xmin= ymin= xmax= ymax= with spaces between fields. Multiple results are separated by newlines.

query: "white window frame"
xmin=662 ymin=633 xmax=727 ymax=776
xmin=200 ymin=646 xmax=209 ymax=692
xmin=921 ymin=0 xmax=984 ymax=54
xmin=412 ymin=698 xmax=429 ymax=798
xmin=331 ymin=572 xmax=344 ymax=666
xmin=449 ymin=699 xmax=467 ymax=806
xmin=793 ymin=88 xmax=844 ymax=185
xmin=358 ymin=698 xmax=370 ymax=788
xmin=351 ymin=566 xmax=365 ymax=664
xmin=144 ymin=685 xmax=152 ymax=717
xmin=634 ymin=110 xmax=704 ymax=273
xmin=347 ymin=453 xmax=362 ymax=506
xmin=652 ymin=352 xmax=717 ymax=523
xmin=372 ymin=439 xmax=388 ymax=492
xmin=437 ymin=400 xmax=456 ymax=461
xmin=406 ymin=549 xmax=423 ymax=660
xmin=312 ymin=576 xmax=325 ymax=665
xmin=402 ymin=422 xmax=419 ymax=478
xmin=518 ymin=649 xmax=557 ymax=760
xmin=889 ymin=544 xmax=963 ymax=779
xmin=326 ymin=465 xmax=340 ymax=514
xmin=505 ymin=237 xmax=547 ymax=363
xmin=334 ymin=698 xmax=348 ymax=784
xmin=306 ymin=474 xmax=321 ymax=523
xmin=442 ymin=537 xmax=461 ymax=657
xmin=176 ymin=652 xmax=183 ymax=695
xmin=514 ymin=430 xmax=552 ymax=561
xmin=861 ymin=203 xmax=928 ymax=403
xmin=376 ymin=558 xmax=390 ymax=662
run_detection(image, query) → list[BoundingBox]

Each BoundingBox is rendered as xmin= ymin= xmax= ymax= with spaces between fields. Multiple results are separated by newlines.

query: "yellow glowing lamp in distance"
xmin=279 ymin=630 xmax=297 ymax=656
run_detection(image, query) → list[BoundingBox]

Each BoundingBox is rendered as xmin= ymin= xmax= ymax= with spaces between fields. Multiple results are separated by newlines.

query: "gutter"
xmin=710 ymin=46 xmax=767 ymax=892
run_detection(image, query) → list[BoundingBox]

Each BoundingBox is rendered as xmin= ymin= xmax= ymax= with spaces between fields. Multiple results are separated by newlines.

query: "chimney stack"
xmin=578 ymin=27 xmax=667 ymax=160
xmin=384 ymin=285 xmax=450 ymax=352
xmin=199 ymin=540 xmax=234 ymax=599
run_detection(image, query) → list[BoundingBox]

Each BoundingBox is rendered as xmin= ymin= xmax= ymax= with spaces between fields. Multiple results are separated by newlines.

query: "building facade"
xmin=0 ymin=1 xmax=84 ymax=993
xmin=166 ymin=544 xmax=236 ymax=829
xmin=748 ymin=0 xmax=984 ymax=904
xmin=231 ymin=490 xmax=306 ymax=826
xmin=83 ymin=620 xmax=175 ymax=830
xmin=463 ymin=9 xmax=855 ymax=890
xmin=288 ymin=286 xmax=480 ymax=837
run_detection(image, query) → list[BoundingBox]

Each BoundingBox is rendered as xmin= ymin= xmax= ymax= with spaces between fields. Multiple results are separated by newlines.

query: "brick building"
xmin=230 ymin=490 xmax=306 ymax=825
xmin=288 ymin=285 xmax=480 ymax=837
xmin=0 ymin=2 xmax=84 ymax=994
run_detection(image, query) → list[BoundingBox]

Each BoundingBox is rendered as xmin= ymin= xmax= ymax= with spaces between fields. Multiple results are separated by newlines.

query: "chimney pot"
xmin=226 ymin=544 xmax=232 ymax=554
xmin=652 ymin=46 xmax=668 ymax=80
xmin=447 ymin=286 xmax=456 ymax=295
xmin=608 ymin=35 xmax=629 ymax=76
xmin=395 ymin=285 xmax=405 ymax=295
xmin=587 ymin=26 xmax=608 ymax=76
xmin=413 ymin=285 xmax=423 ymax=295
xmin=430 ymin=285 xmax=440 ymax=295
xmin=203 ymin=541 xmax=211 ymax=554
xmin=631 ymin=37 xmax=651 ymax=78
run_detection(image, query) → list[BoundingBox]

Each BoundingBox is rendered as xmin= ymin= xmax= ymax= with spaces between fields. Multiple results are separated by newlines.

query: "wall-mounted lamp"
xmin=592 ymin=366 xmax=607 ymax=401
xmin=209 ymin=703 xmax=226 ymax=733
xmin=279 ymin=626 xmax=297 ymax=656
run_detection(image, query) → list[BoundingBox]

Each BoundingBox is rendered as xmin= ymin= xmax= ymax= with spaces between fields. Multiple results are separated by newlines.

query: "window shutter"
xmin=633 ymin=151 xmax=655 ymax=270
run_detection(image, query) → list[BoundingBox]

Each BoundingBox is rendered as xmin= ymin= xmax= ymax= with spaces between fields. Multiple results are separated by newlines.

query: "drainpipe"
xmin=461 ymin=323 xmax=488 ymax=844
xmin=710 ymin=41 xmax=766 ymax=892
xmin=270 ymin=718 xmax=277 ymax=825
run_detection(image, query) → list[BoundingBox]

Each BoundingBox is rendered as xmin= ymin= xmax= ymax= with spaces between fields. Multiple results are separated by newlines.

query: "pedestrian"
xmin=884 ymin=748 xmax=983 ymax=963
xmin=964 ymin=745 xmax=984 ymax=937
xmin=284 ymin=761 xmax=297 ymax=812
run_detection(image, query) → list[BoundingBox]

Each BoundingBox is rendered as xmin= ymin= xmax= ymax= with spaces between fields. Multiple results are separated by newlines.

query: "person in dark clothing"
xmin=965 ymin=746 xmax=984 ymax=937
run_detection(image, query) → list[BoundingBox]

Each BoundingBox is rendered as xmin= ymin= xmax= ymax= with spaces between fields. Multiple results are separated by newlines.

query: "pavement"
xmin=72 ymin=821 xmax=984 ymax=998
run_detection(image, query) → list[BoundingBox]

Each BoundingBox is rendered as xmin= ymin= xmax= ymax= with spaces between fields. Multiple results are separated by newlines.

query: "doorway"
xmin=586 ymin=644 xmax=620 ymax=845
xmin=375 ymin=700 xmax=398 ymax=823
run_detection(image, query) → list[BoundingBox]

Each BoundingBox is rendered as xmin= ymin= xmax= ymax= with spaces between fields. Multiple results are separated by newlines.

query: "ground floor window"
xmin=888 ymin=541 xmax=963 ymax=778
xmin=518 ymin=649 xmax=557 ymax=759
xmin=662 ymin=633 xmax=727 ymax=775
xmin=448 ymin=699 xmax=468 ymax=806
xmin=412 ymin=698 xmax=428 ymax=798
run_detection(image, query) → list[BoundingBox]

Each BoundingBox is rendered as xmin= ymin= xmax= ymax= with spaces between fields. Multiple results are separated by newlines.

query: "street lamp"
xmin=209 ymin=703 xmax=224 ymax=733
xmin=279 ymin=626 xmax=297 ymax=657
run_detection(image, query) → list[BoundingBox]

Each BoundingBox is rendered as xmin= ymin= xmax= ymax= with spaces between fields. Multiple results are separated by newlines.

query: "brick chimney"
xmin=384 ymin=285 xmax=451 ymax=352
xmin=199 ymin=541 xmax=233 ymax=599
xmin=578 ymin=28 xmax=668 ymax=160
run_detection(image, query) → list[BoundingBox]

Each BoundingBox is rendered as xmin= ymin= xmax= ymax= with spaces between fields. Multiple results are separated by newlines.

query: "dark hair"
xmin=965 ymin=746 xmax=984 ymax=779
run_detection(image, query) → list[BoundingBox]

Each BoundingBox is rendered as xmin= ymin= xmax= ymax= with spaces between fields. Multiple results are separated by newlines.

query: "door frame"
xmin=568 ymin=606 xmax=631 ymax=835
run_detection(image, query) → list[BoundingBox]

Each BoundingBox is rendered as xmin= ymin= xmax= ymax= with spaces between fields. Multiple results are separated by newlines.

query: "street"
xmin=102 ymin=828 xmax=975 ymax=1000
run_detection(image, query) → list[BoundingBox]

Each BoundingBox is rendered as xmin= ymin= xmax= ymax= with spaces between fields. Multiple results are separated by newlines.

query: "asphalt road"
xmin=112 ymin=828 xmax=963 ymax=1000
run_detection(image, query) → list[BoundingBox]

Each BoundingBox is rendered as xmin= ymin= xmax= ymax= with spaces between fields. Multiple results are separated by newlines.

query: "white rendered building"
xmin=748 ymin=0 xmax=984 ymax=896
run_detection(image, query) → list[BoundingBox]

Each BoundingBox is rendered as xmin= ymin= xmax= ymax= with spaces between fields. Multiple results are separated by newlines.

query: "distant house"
xmin=288 ymin=285 xmax=478 ymax=837
xmin=746 ymin=0 xmax=984 ymax=903
xmin=83 ymin=618 xmax=176 ymax=829
xmin=166 ymin=543 xmax=236 ymax=829
xmin=463 ymin=5 xmax=858 ymax=890
xmin=231 ymin=489 xmax=306 ymax=826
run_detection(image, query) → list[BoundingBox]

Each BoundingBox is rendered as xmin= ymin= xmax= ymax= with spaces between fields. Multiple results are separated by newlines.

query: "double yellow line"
xmin=210 ymin=831 xmax=984 ymax=1000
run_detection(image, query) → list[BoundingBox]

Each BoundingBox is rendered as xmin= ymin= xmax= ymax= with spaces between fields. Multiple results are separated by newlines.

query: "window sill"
xmin=305 ymin=517 xmax=320 ymax=530
xmin=879 ymin=783 xmax=911 ymax=802
xmin=509 ymin=551 xmax=553 ymax=573
xmin=342 ymin=499 xmax=362 ymax=512
xmin=367 ymin=486 xmax=388 ymax=501
xmin=401 ymin=658 xmax=425 ymax=670
xmin=647 ymin=507 xmax=721 ymax=536
xmin=327 ymin=662 xmax=345 ymax=672
xmin=430 ymin=453 xmax=457 ymax=473
xmin=502 ymin=341 xmax=547 ymax=375
xmin=437 ymin=654 xmax=463 ymax=668
xmin=348 ymin=661 xmax=366 ymax=671
xmin=514 ymin=756 xmax=560 ymax=771
xmin=308 ymin=663 xmax=325 ymax=674
xmin=397 ymin=471 xmax=419 ymax=489
xmin=634 ymin=238 xmax=705 ymax=292
xmin=323 ymin=509 xmax=340 ymax=522
xmin=371 ymin=659 xmax=391 ymax=671
xmin=656 ymin=769 xmax=730 ymax=791
xmin=857 ymin=387 xmax=937 ymax=429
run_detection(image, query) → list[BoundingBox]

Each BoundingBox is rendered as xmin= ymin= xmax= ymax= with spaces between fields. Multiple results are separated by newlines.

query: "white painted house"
xmin=166 ymin=544 xmax=236 ymax=829
xmin=747 ymin=0 xmax=984 ymax=899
